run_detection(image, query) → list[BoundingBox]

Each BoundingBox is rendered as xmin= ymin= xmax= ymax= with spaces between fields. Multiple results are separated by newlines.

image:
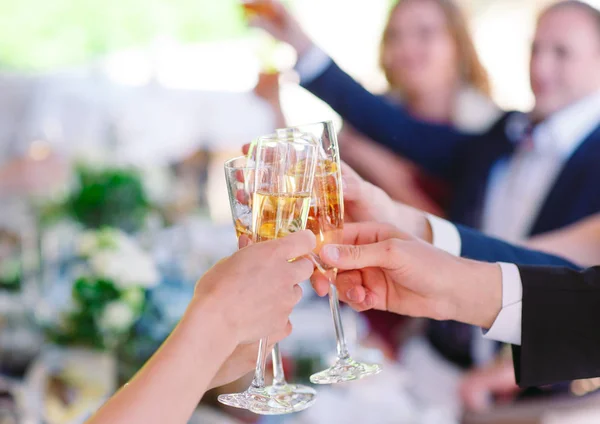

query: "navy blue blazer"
xmin=303 ymin=60 xmax=600 ymax=236
xmin=304 ymin=60 xmax=600 ymax=372
xmin=458 ymin=224 xmax=580 ymax=269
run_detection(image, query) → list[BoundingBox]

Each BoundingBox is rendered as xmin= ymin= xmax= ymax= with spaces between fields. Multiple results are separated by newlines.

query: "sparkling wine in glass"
xmin=218 ymin=136 xmax=318 ymax=415
xmin=276 ymin=122 xmax=382 ymax=384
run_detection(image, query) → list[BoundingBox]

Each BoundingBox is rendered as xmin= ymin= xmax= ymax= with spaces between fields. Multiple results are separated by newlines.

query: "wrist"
xmin=289 ymin=31 xmax=312 ymax=58
xmin=392 ymin=202 xmax=431 ymax=242
xmin=452 ymin=260 xmax=502 ymax=329
xmin=185 ymin=296 xmax=239 ymax=356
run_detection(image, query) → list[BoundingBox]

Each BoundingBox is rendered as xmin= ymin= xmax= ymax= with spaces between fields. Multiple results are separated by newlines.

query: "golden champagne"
xmin=252 ymin=191 xmax=311 ymax=242
xmin=234 ymin=218 xmax=253 ymax=239
xmin=306 ymin=160 xmax=344 ymax=251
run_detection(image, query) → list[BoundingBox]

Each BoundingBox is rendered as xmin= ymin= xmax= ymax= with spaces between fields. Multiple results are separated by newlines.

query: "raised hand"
xmin=194 ymin=230 xmax=316 ymax=345
xmin=246 ymin=0 xmax=313 ymax=57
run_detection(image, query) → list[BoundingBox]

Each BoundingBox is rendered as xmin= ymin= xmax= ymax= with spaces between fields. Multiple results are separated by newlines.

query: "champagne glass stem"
xmin=271 ymin=343 xmax=287 ymax=386
xmin=308 ymin=252 xmax=350 ymax=358
xmin=250 ymin=336 xmax=270 ymax=389
xmin=328 ymin=280 xmax=350 ymax=359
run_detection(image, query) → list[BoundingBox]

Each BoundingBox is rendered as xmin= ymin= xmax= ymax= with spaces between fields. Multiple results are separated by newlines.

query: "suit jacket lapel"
xmin=452 ymin=112 xmax=519 ymax=228
xmin=529 ymin=124 xmax=600 ymax=236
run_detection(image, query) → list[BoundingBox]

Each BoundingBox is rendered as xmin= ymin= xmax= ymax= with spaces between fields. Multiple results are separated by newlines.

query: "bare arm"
xmin=87 ymin=232 xmax=315 ymax=424
xmin=87 ymin=300 xmax=236 ymax=424
xmin=526 ymin=214 xmax=600 ymax=267
xmin=339 ymin=125 xmax=445 ymax=216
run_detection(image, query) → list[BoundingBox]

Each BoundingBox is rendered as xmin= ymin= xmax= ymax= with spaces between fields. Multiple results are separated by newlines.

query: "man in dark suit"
xmin=340 ymin=157 xmax=600 ymax=406
xmin=255 ymin=0 xmax=600 ymax=369
xmin=311 ymin=221 xmax=600 ymax=388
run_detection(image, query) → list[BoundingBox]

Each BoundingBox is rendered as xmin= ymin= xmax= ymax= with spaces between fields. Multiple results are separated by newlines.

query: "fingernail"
xmin=323 ymin=245 xmax=340 ymax=262
xmin=364 ymin=293 xmax=374 ymax=308
xmin=347 ymin=287 xmax=358 ymax=303
xmin=238 ymin=235 xmax=251 ymax=249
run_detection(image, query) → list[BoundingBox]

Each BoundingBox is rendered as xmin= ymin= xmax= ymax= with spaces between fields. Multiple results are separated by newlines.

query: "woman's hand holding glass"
xmin=89 ymin=236 xmax=315 ymax=424
xmin=197 ymin=234 xmax=315 ymax=390
xmin=192 ymin=232 xmax=315 ymax=345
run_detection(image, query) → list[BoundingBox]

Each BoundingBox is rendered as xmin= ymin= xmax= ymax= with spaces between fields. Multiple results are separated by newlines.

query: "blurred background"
xmin=2 ymin=0 xmax=600 ymax=423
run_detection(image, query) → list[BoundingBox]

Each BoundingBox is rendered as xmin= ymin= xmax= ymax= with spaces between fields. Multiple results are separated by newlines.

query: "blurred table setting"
xmin=0 ymin=52 xmax=277 ymax=422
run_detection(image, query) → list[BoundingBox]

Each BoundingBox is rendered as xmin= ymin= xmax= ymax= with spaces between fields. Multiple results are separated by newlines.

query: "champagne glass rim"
xmin=257 ymin=132 xmax=315 ymax=145
xmin=224 ymin=156 xmax=253 ymax=171
xmin=277 ymin=120 xmax=335 ymax=131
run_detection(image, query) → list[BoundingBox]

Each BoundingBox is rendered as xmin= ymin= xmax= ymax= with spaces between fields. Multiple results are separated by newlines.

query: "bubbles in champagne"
xmin=252 ymin=191 xmax=311 ymax=242
xmin=307 ymin=160 xmax=343 ymax=250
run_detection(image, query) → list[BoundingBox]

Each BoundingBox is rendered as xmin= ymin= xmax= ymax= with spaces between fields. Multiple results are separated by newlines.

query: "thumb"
xmin=238 ymin=234 xmax=252 ymax=249
xmin=320 ymin=240 xmax=397 ymax=270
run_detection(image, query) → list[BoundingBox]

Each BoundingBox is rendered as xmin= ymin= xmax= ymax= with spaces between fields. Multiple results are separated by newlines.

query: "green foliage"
xmin=66 ymin=166 xmax=151 ymax=232
xmin=0 ymin=0 xmax=249 ymax=70
xmin=48 ymin=276 xmax=148 ymax=351
xmin=73 ymin=277 xmax=120 ymax=313
xmin=0 ymin=258 xmax=21 ymax=292
xmin=49 ymin=311 xmax=105 ymax=349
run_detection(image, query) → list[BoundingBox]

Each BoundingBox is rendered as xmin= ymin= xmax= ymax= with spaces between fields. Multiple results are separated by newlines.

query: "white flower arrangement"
xmin=78 ymin=228 xmax=159 ymax=289
xmin=47 ymin=228 xmax=160 ymax=350
xmin=99 ymin=301 xmax=137 ymax=333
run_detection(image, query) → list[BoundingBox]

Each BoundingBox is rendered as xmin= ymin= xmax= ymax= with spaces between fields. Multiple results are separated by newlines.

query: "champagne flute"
xmin=276 ymin=122 xmax=382 ymax=384
xmin=221 ymin=156 xmax=317 ymax=413
xmin=218 ymin=135 xmax=318 ymax=415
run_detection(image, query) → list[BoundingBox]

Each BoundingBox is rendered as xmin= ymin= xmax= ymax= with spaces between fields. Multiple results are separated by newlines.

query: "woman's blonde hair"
xmin=380 ymin=0 xmax=492 ymax=97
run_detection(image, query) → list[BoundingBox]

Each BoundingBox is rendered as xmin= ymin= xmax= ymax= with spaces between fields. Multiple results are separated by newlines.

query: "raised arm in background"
xmin=249 ymin=1 xmax=476 ymax=181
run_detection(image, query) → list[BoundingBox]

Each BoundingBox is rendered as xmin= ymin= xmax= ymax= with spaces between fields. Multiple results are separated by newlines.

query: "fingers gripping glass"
xmin=219 ymin=136 xmax=318 ymax=415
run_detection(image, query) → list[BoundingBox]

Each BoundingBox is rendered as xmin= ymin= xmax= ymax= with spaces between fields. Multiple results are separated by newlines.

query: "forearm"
xmin=526 ymin=216 xmax=600 ymax=267
xmin=88 ymin=299 xmax=236 ymax=424
xmin=422 ymin=213 xmax=580 ymax=269
xmin=342 ymin=135 xmax=444 ymax=215
xmin=452 ymin=260 xmax=503 ymax=330
xmin=300 ymin=58 xmax=466 ymax=179
xmin=458 ymin=224 xmax=580 ymax=269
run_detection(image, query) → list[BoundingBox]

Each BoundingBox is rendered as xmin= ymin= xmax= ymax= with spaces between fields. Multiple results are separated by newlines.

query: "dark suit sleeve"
xmin=302 ymin=61 xmax=475 ymax=180
xmin=512 ymin=266 xmax=600 ymax=387
xmin=457 ymin=225 xmax=580 ymax=268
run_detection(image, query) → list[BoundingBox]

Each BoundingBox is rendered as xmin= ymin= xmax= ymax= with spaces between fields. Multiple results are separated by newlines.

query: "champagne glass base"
xmin=310 ymin=357 xmax=382 ymax=385
xmin=218 ymin=392 xmax=253 ymax=411
xmin=263 ymin=383 xmax=317 ymax=412
xmin=218 ymin=385 xmax=315 ymax=415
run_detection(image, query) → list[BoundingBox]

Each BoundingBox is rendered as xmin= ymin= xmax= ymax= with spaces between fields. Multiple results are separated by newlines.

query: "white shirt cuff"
xmin=426 ymin=214 xmax=461 ymax=256
xmin=482 ymin=262 xmax=522 ymax=345
xmin=294 ymin=45 xmax=332 ymax=85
